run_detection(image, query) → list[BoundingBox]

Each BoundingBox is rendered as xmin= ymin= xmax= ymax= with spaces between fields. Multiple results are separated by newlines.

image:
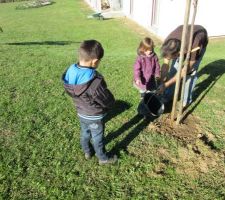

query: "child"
xmin=133 ymin=37 xmax=161 ymax=98
xmin=62 ymin=40 xmax=117 ymax=165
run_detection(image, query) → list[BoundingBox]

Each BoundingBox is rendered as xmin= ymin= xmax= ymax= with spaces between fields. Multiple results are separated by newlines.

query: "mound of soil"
xmin=148 ymin=113 xmax=203 ymax=144
xmin=147 ymin=113 xmax=225 ymax=178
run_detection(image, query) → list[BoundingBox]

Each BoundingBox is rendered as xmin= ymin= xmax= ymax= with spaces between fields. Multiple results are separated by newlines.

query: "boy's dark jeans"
xmin=79 ymin=116 xmax=108 ymax=161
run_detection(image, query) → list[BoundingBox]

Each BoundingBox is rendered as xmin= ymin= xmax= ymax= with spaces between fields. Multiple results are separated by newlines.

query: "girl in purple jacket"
xmin=133 ymin=37 xmax=160 ymax=98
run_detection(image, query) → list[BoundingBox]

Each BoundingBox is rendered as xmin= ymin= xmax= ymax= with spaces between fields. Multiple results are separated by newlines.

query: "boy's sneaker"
xmin=99 ymin=155 xmax=118 ymax=165
xmin=85 ymin=153 xmax=91 ymax=160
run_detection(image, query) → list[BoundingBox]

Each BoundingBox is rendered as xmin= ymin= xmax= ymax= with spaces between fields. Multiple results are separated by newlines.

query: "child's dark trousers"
xmin=79 ymin=116 xmax=108 ymax=161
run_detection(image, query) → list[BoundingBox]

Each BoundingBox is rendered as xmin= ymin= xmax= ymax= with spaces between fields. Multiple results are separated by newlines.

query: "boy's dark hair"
xmin=137 ymin=37 xmax=155 ymax=56
xmin=160 ymin=39 xmax=181 ymax=58
xmin=79 ymin=40 xmax=104 ymax=61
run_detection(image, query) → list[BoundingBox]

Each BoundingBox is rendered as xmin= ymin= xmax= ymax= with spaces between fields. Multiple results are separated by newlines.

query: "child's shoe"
xmin=85 ymin=153 xmax=91 ymax=160
xmin=99 ymin=155 xmax=118 ymax=165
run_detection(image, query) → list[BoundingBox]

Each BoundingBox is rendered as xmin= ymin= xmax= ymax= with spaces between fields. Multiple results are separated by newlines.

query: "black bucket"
xmin=137 ymin=92 xmax=164 ymax=116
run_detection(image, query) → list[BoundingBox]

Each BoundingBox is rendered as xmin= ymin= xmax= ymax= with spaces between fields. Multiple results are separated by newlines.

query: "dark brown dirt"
xmin=148 ymin=113 xmax=203 ymax=144
xmin=147 ymin=113 xmax=225 ymax=178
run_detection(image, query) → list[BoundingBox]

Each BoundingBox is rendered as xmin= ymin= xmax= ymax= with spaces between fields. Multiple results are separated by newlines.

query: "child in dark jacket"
xmin=133 ymin=37 xmax=160 ymax=98
xmin=62 ymin=40 xmax=117 ymax=165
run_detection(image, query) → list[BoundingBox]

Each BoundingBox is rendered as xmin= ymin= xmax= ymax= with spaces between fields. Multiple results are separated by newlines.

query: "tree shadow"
xmin=105 ymin=100 xmax=131 ymax=123
xmin=4 ymin=41 xmax=81 ymax=46
xmin=183 ymin=59 xmax=225 ymax=120
xmin=106 ymin=114 xmax=157 ymax=156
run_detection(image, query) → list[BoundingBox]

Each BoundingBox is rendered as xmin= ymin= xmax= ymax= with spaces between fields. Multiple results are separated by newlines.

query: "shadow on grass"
xmin=4 ymin=41 xmax=81 ymax=46
xmin=105 ymin=100 xmax=131 ymax=123
xmin=106 ymin=114 xmax=157 ymax=156
xmin=183 ymin=59 xmax=225 ymax=120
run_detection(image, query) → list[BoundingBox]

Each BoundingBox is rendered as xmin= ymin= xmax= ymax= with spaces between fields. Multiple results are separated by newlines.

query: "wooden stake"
xmin=170 ymin=0 xmax=192 ymax=123
xmin=177 ymin=0 xmax=198 ymax=124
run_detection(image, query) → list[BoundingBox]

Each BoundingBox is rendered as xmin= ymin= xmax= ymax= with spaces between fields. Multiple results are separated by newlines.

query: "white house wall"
xmin=157 ymin=0 xmax=186 ymax=39
xmin=158 ymin=0 xmax=225 ymax=38
xmin=83 ymin=0 xmax=225 ymax=38
xmin=84 ymin=0 xmax=101 ymax=12
xmin=121 ymin=0 xmax=225 ymax=39
xmin=122 ymin=0 xmax=167 ymax=39
xmin=196 ymin=0 xmax=225 ymax=37
xmin=121 ymin=0 xmax=130 ymax=15
xmin=129 ymin=0 xmax=153 ymax=29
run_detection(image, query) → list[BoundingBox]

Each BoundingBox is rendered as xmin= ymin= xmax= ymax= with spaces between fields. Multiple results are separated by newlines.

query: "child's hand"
xmin=135 ymin=80 xmax=141 ymax=85
xmin=156 ymin=83 xmax=165 ymax=95
xmin=155 ymin=76 xmax=160 ymax=80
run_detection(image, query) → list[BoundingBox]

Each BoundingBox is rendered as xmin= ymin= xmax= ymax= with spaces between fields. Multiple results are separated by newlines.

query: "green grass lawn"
xmin=1 ymin=0 xmax=225 ymax=199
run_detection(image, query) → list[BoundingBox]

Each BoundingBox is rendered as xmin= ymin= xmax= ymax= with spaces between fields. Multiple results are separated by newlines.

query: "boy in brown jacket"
xmin=62 ymin=40 xmax=117 ymax=164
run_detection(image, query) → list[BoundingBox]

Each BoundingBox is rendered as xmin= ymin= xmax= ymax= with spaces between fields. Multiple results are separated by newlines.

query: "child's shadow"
xmin=106 ymin=114 xmax=157 ymax=156
xmin=105 ymin=100 xmax=131 ymax=123
xmin=184 ymin=59 xmax=225 ymax=119
xmin=89 ymin=100 xmax=131 ymax=155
